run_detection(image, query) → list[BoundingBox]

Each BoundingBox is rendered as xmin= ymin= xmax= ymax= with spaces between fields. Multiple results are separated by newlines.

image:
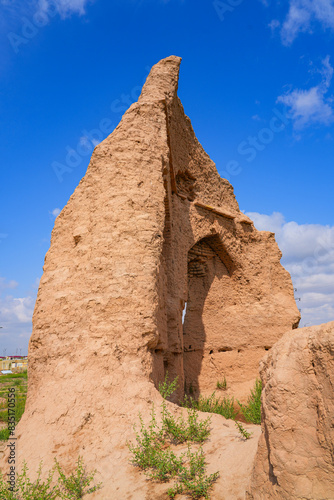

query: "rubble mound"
xmin=247 ymin=321 xmax=334 ymax=500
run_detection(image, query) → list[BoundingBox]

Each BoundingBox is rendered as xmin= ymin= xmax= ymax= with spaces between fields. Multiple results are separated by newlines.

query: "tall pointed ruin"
xmin=7 ymin=56 xmax=300 ymax=496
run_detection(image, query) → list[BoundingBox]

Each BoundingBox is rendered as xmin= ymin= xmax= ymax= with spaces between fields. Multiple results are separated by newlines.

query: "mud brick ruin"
xmin=6 ymin=56 xmax=310 ymax=499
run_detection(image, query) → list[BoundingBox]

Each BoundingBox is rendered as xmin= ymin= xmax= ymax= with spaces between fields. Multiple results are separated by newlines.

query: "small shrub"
xmin=128 ymin=407 xmax=183 ymax=482
xmin=0 ymin=460 xmax=58 ymax=500
xmin=159 ymin=373 xmax=178 ymax=400
xmin=129 ymin=377 xmax=214 ymax=495
xmin=185 ymin=409 xmax=211 ymax=443
xmin=128 ymin=407 xmax=166 ymax=470
xmin=216 ymin=377 xmax=227 ymax=391
xmin=162 ymin=407 xmax=211 ymax=444
xmin=56 ymin=456 xmax=102 ymax=498
xmin=147 ymin=448 xmax=184 ymax=483
xmin=237 ymin=379 xmax=262 ymax=425
xmin=0 ymin=458 xmax=102 ymax=500
xmin=158 ymin=375 xmax=211 ymax=444
xmin=234 ymin=420 xmax=252 ymax=440
xmin=168 ymin=446 xmax=219 ymax=500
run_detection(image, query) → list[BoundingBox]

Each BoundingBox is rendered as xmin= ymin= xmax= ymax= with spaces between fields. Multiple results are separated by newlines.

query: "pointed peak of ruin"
xmin=139 ymin=55 xmax=182 ymax=103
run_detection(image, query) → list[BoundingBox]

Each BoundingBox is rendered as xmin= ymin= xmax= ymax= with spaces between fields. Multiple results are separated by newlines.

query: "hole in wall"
xmin=73 ymin=235 xmax=81 ymax=246
xmin=182 ymin=302 xmax=187 ymax=325
xmin=218 ymin=347 xmax=233 ymax=352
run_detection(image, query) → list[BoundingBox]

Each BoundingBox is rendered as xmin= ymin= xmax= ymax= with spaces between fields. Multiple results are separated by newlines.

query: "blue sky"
xmin=1 ymin=0 xmax=334 ymax=354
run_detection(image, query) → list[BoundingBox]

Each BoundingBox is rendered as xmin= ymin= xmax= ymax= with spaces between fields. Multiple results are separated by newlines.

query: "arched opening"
xmin=183 ymin=234 xmax=233 ymax=397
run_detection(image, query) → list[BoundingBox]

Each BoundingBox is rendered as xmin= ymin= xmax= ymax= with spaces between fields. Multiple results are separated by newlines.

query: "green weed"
xmin=168 ymin=446 xmax=219 ymax=500
xmin=128 ymin=406 xmax=182 ymax=482
xmin=162 ymin=406 xmax=211 ymax=444
xmin=0 ymin=457 xmax=102 ymax=499
xmin=55 ymin=456 xmax=102 ymax=498
xmin=216 ymin=377 xmax=227 ymax=391
xmin=237 ymin=379 xmax=262 ymax=425
xmin=129 ymin=376 xmax=217 ymax=498
xmin=159 ymin=374 xmax=179 ymax=400
xmin=234 ymin=420 xmax=252 ymax=440
xmin=160 ymin=375 xmax=211 ymax=444
xmin=182 ymin=393 xmax=237 ymax=421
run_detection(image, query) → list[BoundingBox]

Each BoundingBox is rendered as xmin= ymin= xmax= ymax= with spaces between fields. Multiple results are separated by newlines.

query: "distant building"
xmin=11 ymin=357 xmax=28 ymax=372
xmin=0 ymin=356 xmax=28 ymax=373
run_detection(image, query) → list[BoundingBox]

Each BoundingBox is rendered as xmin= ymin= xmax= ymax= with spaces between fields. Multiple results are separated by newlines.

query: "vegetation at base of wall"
xmin=181 ymin=393 xmax=238 ymax=421
xmin=215 ymin=377 xmax=227 ymax=391
xmin=159 ymin=375 xmax=179 ymax=400
xmin=182 ymin=377 xmax=262 ymax=425
xmin=0 ymin=372 xmax=28 ymax=440
xmin=129 ymin=375 xmax=219 ymax=499
xmin=55 ymin=456 xmax=102 ymax=499
xmin=0 ymin=457 xmax=102 ymax=499
xmin=158 ymin=374 xmax=212 ymax=443
xmin=162 ymin=404 xmax=211 ymax=444
xmin=237 ymin=379 xmax=262 ymax=425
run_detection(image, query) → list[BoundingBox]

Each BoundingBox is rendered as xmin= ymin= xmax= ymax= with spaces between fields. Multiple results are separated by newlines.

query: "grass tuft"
xmin=216 ymin=377 xmax=227 ymax=391
xmin=237 ymin=379 xmax=262 ymax=425
xmin=182 ymin=392 xmax=237 ymax=421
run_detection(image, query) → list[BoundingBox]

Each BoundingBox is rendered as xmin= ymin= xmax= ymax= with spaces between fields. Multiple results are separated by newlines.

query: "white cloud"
xmin=268 ymin=19 xmax=280 ymax=33
xmin=0 ymin=277 xmax=39 ymax=354
xmin=246 ymin=211 xmax=334 ymax=327
xmin=1 ymin=0 xmax=94 ymax=25
xmin=38 ymin=0 xmax=92 ymax=17
xmin=279 ymin=0 xmax=334 ymax=45
xmin=79 ymin=135 xmax=101 ymax=149
xmin=277 ymin=56 xmax=334 ymax=129
xmin=0 ymin=278 xmax=18 ymax=292
xmin=0 ymin=295 xmax=35 ymax=323
xmin=51 ymin=208 xmax=61 ymax=218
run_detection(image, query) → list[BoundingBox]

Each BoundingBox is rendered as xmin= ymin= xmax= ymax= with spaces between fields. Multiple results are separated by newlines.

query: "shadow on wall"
xmin=183 ymin=234 xmax=233 ymax=398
